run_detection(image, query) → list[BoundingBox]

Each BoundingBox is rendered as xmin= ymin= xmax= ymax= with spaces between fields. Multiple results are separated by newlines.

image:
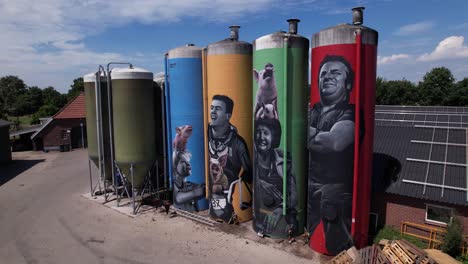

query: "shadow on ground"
xmin=0 ymin=159 xmax=45 ymax=186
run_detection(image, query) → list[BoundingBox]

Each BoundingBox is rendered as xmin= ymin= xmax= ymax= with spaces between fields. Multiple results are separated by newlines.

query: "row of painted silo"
xmin=164 ymin=7 xmax=378 ymax=255
xmin=83 ymin=6 xmax=378 ymax=256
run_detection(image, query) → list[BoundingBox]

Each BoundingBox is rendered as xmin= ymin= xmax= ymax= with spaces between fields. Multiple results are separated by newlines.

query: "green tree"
xmin=67 ymin=77 xmax=84 ymax=101
xmin=0 ymin=75 xmax=27 ymax=115
xmin=446 ymin=78 xmax=468 ymax=106
xmin=442 ymin=216 xmax=463 ymax=258
xmin=376 ymin=77 xmax=419 ymax=105
xmin=14 ymin=86 xmax=43 ymax=115
xmin=418 ymin=67 xmax=455 ymax=105
xmin=375 ymin=77 xmax=385 ymax=105
xmin=31 ymin=104 xmax=59 ymax=124
xmin=42 ymin=86 xmax=67 ymax=109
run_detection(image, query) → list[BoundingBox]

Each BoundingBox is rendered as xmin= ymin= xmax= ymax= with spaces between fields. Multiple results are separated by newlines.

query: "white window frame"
xmin=425 ymin=203 xmax=453 ymax=226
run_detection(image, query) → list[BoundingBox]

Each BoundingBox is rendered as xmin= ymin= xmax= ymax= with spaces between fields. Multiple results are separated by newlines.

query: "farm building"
xmin=9 ymin=119 xmax=49 ymax=151
xmin=31 ymin=93 xmax=87 ymax=152
xmin=371 ymin=105 xmax=468 ymax=244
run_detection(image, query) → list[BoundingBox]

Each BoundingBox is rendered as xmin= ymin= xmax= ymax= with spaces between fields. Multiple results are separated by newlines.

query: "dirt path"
xmin=0 ymin=150 xmax=322 ymax=264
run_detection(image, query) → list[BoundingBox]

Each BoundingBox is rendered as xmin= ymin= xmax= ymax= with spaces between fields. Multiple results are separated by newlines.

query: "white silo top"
xmin=111 ymin=67 xmax=153 ymax=80
xmin=83 ymin=72 xmax=107 ymax=83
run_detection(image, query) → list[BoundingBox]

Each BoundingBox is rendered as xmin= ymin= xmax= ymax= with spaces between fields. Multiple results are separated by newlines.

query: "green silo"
xmin=252 ymin=19 xmax=309 ymax=238
xmin=84 ymin=73 xmax=112 ymax=181
xmin=111 ymin=67 xmax=155 ymax=189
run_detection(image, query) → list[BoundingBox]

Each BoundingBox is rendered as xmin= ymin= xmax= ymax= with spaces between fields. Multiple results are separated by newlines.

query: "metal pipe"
xmin=97 ymin=68 xmax=107 ymax=188
xmin=163 ymin=55 xmax=173 ymax=191
xmin=352 ymin=6 xmax=365 ymax=25
xmin=162 ymin=54 xmax=169 ymax=189
xmin=229 ymin=25 xmax=240 ymax=41
xmin=202 ymin=48 xmax=210 ymax=199
xmin=94 ymin=71 xmax=104 ymax=193
xmin=88 ymin=158 xmax=93 ymax=195
xmin=131 ymin=163 xmax=135 ymax=214
xmin=282 ymin=35 xmax=289 ymax=216
xmin=287 ymin=19 xmax=300 ymax=34
xmin=80 ymin=122 xmax=85 ymax=148
xmin=351 ymin=28 xmax=362 ymax=238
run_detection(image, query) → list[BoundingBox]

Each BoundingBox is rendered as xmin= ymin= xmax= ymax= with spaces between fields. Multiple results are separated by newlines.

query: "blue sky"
xmin=1 ymin=0 xmax=468 ymax=93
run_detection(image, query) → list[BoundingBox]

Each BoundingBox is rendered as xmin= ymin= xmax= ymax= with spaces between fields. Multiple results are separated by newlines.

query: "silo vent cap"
xmin=352 ymin=6 xmax=365 ymax=25
xmin=287 ymin=18 xmax=300 ymax=34
xmin=229 ymin=25 xmax=240 ymax=41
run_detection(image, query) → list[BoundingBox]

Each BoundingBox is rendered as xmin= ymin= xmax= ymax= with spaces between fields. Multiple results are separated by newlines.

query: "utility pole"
xmin=80 ymin=122 xmax=85 ymax=148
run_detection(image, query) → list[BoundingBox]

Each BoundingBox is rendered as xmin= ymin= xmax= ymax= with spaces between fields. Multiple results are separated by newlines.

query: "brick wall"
xmin=41 ymin=119 xmax=82 ymax=149
xmin=371 ymin=193 xmax=468 ymax=234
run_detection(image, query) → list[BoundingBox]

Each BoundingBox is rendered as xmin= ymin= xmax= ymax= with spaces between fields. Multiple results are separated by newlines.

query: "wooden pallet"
xmin=328 ymin=240 xmax=437 ymax=264
xmin=390 ymin=241 xmax=416 ymax=263
xmin=328 ymin=250 xmax=354 ymax=264
xmin=399 ymin=239 xmax=436 ymax=264
xmin=382 ymin=245 xmax=406 ymax=264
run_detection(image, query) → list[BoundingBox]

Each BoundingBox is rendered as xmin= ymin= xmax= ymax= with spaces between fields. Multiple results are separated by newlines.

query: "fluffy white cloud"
xmin=394 ymin=21 xmax=435 ymax=36
xmin=418 ymin=36 xmax=468 ymax=62
xmin=377 ymin=54 xmax=411 ymax=65
xmin=0 ymin=0 xmax=279 ymax=92
xmin=378 ymin=36 xmax=468 ymax=81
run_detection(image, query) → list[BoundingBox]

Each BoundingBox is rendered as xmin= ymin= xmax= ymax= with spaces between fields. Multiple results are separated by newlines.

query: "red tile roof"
xmin=54 ymin=92 xmax=86 ymax=119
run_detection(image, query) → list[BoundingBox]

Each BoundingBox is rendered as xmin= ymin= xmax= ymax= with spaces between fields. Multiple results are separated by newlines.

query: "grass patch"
xmin=7 ymin=115 xmax=34 ymax=129
xmin=373 ymin=225 xmax=427 ymax=249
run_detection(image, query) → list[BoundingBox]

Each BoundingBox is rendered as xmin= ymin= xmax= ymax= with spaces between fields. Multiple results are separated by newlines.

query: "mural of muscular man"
xmin=307 ymin=55 xmax=358 ymax=255
xmin=208 ymin=95 xmax=252 ymax=223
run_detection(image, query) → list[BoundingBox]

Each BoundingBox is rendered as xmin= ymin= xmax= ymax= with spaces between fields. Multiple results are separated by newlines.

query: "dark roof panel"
xmin=0 ymin=119 xmax=10 ymax=127
xmin=373 ymin=116 xmax=468 ymax=206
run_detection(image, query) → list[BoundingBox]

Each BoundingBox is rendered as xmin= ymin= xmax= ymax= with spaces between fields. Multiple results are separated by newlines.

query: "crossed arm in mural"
xmin=308 ymin=120 xmax=355 ymax=153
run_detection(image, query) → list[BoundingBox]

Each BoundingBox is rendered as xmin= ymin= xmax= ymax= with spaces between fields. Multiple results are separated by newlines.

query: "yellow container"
xmin=203 ymin=26 xmax=253 ymax=223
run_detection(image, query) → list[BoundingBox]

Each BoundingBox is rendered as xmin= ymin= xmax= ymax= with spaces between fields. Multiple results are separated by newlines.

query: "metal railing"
xmin=400 ymin=221 xmax=468 ymax=255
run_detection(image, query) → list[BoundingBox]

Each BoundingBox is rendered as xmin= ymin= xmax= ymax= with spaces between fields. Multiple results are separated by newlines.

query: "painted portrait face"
xmin=256 ymin=124 xmax=272 ymax=153
xmin=176 ymin=154 xmax=191 ymax=177
xmin=319 ymin=61 xmax=350 ymax=105
xmin=210 ymin=99 xmax=230 ymax=127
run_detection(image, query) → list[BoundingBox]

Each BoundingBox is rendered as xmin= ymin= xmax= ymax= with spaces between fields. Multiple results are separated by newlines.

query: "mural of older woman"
xmin=253 ymin=118 xmax=297 ymax=238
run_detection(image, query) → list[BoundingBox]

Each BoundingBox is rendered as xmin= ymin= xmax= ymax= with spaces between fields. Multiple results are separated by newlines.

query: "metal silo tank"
xmin=252 ymin=19 xmax=309 ymax=239
xmin=307 ymin=7 xmax=378 ymax=255
xmin=111 ymin=67 xmax=155 ymax=190
xmin=83 ymin=72 xmax=112 ymax=182
xmin=204 ymin=26 xmax=253 ymax=223
xmin=166 ymin=44 xmax=208 ymax=212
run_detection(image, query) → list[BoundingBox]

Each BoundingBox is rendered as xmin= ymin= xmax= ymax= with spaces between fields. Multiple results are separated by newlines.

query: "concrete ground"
xmin=0 ymin=149 xmax=323 ymax=264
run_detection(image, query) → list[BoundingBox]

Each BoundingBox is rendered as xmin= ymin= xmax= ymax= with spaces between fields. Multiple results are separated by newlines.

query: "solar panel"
xmin=375 ymin=105 xmax=468 ymax=128
xmin=403 ymin=124 xmax=468 ymax=201
xmin=376 ymin=105 xmax=468 ymax=114
xmin=373 ymin=107 xmax=468 ymax=205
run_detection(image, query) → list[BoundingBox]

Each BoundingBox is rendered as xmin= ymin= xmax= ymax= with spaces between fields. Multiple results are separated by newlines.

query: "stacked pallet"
xmin=382 ymin=239 xmax=436 ymax=264
xmin=328 ymin=247 xmax=359 ymax=264
xmin=328 ymin=239 xmax=437 ymax=264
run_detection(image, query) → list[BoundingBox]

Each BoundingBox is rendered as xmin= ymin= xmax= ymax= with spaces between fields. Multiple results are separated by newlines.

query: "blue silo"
xmin=165 ymin=44 xmax=208 ymax=211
